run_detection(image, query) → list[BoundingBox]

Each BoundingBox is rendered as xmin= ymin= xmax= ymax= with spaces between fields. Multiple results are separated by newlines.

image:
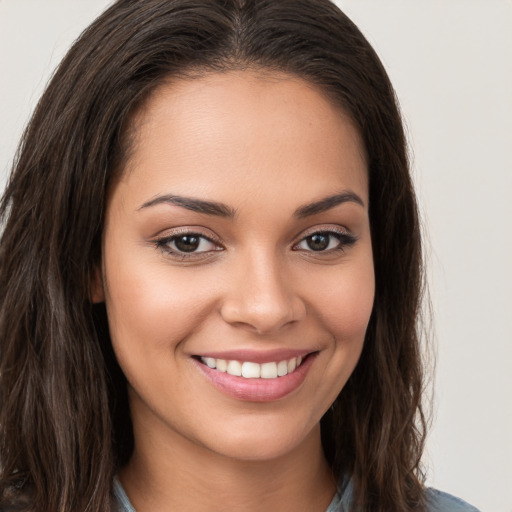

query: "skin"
xmin=94 ymin=70 xmax=375 ymax=512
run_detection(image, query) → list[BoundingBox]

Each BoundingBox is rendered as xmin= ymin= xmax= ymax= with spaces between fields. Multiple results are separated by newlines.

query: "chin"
xmin=197 ymin=416 xmax=321 ymax=463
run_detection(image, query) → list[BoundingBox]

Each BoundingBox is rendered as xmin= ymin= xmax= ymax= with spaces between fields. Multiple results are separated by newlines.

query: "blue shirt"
xmin=113 ymin=477 xmax=480 ymax=511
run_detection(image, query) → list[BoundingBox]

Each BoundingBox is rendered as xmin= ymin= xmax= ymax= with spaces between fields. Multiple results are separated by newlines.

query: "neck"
xmin=120 ymin=418 xmax=336 ymax=512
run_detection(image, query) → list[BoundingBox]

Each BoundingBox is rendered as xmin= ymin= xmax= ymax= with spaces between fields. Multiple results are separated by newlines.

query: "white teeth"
xmin=227 ymin=360 xmax=242 ymax=376
xmin=241 ymin=361 xmax=260 ymax=378
xmin=277 ymin=360 xmax=288 ymax=377
xmin=204 ymin=357 xmax=216 ymax=368
xmin=260 ymin=362 xmax=278 ymax=379
xmin=216 ymin=359 xmax=227 ymax=372
xmin=200 ymin=355 xmax=305 ymax=379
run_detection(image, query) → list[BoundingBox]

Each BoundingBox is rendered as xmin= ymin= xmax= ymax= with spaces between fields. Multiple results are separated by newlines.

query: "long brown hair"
xmin=0 ymin=1 xmax=428 ymax=510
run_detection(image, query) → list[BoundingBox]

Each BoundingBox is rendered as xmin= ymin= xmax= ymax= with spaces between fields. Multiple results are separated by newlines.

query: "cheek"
xmin=102 ymin=242 xmax=216 ymax=353
xmin=294 ymin=258 xmax=375 ymax=418
xmin=310 ymin=259 xmax=375 ymax=341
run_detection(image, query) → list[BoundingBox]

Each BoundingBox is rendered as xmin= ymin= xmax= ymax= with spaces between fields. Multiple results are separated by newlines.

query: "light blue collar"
xmin=113 ymin=475 xmax=353 ymax=512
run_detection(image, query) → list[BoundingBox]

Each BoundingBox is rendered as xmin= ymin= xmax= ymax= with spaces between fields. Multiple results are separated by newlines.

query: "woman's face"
xmin=96 ymin=71 xmax=374 ymax=462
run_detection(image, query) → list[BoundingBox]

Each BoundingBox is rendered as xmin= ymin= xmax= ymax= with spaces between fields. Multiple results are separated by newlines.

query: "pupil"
xmin=307 ymin=233 xmax=329 ymax=251
xmin=175 ymin=235 xmax=200 ymax=252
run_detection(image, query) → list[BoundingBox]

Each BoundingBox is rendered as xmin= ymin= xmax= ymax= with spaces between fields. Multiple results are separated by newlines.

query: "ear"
xmin=91 ymin=266 xmax=105 ymax=303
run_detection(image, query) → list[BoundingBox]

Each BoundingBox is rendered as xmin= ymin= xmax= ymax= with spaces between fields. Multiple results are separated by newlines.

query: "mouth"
xmin=193 ymin=351 xmax=317 ymax=402
xmin=198 ymin=354 xmax=306 ymax=379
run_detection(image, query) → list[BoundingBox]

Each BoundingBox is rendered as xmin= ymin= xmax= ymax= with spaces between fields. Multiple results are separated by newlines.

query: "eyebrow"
xmin=138 ymin=194 xmax=236 ymax=218
xmin=294 ymin=191 xmax=365 ymax=218
xmin=138 ymin=190 xmax=364 ymax=218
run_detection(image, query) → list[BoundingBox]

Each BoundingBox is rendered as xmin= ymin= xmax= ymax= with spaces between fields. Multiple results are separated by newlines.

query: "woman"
xmin=0 ymin=1 xmax=480 ymax=511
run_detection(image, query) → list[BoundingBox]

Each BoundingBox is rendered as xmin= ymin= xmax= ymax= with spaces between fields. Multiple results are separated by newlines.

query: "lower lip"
xmin=194 ymin=354 xmax=316 ymax=402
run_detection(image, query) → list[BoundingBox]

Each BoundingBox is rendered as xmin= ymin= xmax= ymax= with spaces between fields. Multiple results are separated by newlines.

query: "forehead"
xmin=116 ymin=70 xmax=368 ymax=209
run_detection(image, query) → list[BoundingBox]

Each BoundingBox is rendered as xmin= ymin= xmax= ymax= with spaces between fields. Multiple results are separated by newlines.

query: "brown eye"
xmin=298 ymin=232 xmax=339 ymax=252
xmin=306 ymin=233 xmax=330 ymax=251
xmin=155 ymin=232 xmax=222 ymax=256
xmin=294 ymin=230 xmax=357 ymax=253
xmin=174 ymin=235 xmax=201 ymax=252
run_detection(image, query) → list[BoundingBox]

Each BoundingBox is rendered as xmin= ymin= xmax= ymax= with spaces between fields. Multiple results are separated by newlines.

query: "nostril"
xmin=219 ymin=294 xmax=306 ymax=335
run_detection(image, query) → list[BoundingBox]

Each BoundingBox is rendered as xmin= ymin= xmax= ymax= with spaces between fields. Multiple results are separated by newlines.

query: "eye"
xmin=294 ymin=230 xmax=357 ymax=253
xmin=154 ymin=232 xmax=222 ymax=257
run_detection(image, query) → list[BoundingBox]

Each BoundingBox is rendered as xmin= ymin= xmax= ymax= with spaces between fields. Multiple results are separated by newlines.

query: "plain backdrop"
xmin=1 ymin=1 xmax=511 ymax=511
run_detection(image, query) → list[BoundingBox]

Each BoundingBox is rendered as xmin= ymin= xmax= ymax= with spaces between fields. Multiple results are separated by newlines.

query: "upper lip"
xmin=194 ymin=348 xmax=315 ymax=364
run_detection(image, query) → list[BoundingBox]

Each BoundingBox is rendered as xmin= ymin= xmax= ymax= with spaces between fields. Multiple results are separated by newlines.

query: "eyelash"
xmin=153 ymin=227 xmax=357 ymax=260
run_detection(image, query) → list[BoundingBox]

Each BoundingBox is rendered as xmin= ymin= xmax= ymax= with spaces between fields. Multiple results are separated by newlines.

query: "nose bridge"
xmin=220 ymin=245 xmax=304 ymax=334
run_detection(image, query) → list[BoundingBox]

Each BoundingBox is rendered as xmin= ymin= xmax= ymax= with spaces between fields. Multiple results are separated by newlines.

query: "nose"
xmin=219 ymin=252 xmax=306 ymax=335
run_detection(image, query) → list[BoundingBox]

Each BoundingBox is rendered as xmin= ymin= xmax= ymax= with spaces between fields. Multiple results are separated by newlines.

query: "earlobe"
xmin=91 ymin=266 xmax=105 ymax=303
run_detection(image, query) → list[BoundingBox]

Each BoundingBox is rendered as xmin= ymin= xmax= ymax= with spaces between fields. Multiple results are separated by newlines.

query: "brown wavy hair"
xmin=0 ymin=1 xmax=428 ymax=510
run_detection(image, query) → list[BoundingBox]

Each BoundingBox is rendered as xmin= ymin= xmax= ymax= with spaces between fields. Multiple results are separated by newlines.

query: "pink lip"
xmin=193 ymin=352 xmax=317 ymax=402
xmin=194 ymin=348 xmax=312 ymax=364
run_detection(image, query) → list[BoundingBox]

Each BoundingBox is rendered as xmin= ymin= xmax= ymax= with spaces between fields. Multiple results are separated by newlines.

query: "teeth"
xmin=204 ymin=357 xmax=216 ymax=368
xmin=277 ymin=360 xmax=288 ymax=377
xmin=227 ymin=360 xmax=242 ymax=376
xmin=200 ymin=355 xmax=304 ymax=379
xmin=216 ymin=359 xmax=227 ymax=372
xmin=261 ymin=362 xmax=278 ymax=379
xmin=241 ymin=362 xmax=260 ymax=378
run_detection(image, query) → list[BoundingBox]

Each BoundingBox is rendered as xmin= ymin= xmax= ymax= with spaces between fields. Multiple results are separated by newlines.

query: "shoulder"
xmin=331 ymin=479 xmax=481 ymax=512
xmin=425 ymin=488 xmax=481 ymax=512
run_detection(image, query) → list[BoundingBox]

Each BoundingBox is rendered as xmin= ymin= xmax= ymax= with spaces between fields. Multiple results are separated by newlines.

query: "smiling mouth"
xmin=197 ymin=354 xmax=312 ymax=379
xmin=194 ymin=352 xmax=317 ymax=401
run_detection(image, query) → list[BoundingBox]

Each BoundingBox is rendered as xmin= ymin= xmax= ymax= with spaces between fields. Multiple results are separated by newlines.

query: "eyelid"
xmin=152 ymin=226 xmax=222 ymax=243
xmin=296 ymin=224 xmax=351 ymax=239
